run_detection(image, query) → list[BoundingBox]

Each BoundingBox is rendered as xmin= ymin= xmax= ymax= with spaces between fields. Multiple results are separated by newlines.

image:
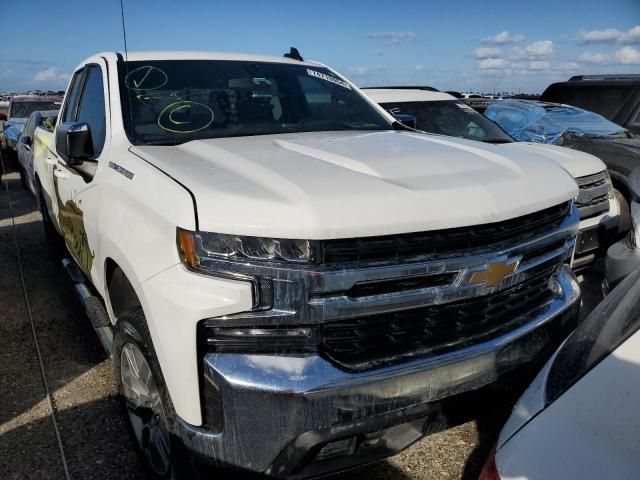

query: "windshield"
xmin=379 ymin=100 xmax=512 ymax=143
xmin=9 ymin=101 xmax=60 ymax=119
xmin=118 ymin=60 xmax=392 ymax=145
xmin=541 ymin=84 xmax=635 ymax=120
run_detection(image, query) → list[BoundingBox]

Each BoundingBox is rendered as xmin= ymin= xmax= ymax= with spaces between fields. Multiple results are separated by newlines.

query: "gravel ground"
xmin=0 ymin=162 xmax=603 ymax=480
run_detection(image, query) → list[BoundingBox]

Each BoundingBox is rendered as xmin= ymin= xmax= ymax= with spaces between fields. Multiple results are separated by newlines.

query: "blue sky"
xmin=2 ymin=0 xmax=639 ymax=93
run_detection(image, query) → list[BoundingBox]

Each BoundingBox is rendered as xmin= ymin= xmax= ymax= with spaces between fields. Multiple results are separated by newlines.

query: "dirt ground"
xmin=0 ymin=162 xmax=603 ymax=480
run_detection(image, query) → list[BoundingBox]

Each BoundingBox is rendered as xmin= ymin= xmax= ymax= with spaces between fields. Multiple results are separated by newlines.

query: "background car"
xmin=16 ymin=109 xmax=58 ymax=195
xmin=364 ymin=87 xmax=626 ymax=269
xmin=2 ymin=95 xmax=60 ymax=154
xmin=541 ymin=74 xmax=640 ymax=135
xmin=485 ymin=98 xmax=640 ymax=206
xmin=480 ymin=265 xmax=640 ymax=480
xmin=605 ymin=168 xmax=640 ymax=291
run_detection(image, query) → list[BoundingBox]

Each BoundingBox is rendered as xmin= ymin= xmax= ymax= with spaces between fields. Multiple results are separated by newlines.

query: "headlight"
xmin=177 ymin=228 xmax=319 ymax=268
xmin=604 ymin=170 xmax=614 ymax=198
xmin=626 ymin=201 xmax=640 ymax=249
xmin=198 ymin=323 xmax=319 ymax=354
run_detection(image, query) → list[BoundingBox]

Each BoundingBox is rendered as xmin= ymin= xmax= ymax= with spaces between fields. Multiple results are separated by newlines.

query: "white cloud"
xmin=615 ymin=46 xmax=640 ymax=64
xmin=414 ymin=65 xmax=424 ymax=71
xmin=558 ymin=62 xmax=581 ymax=71
xmin=474 ymin=47 xmax=502 ymax=59
xmin=527 ymin=61 xmax=551 ymax=70
xmin=504 ymin=41 xmax=553 ymax=60
xmin=579 ymin=46 xmax=640 ymax=65
xmin=475 ymin=39 xmax=554 ymax=74
xmin=525 ymin=40 xmax=554 ymax=57
xmin=579 ymin=25 xmax=640 ymax=45
xmin=620 ymin=26 xmax=640 ymax=45
xmin=482 ymin=31 xmax=525 ymax=44
xmin=478 ymin=58 xmax=510 ymax=70
xmin=579 ymin=51 xmax=612 ymax=64
xmin=33 ymin=67 xmax=69 ymax=83
xmin=506 ymin=46 xmax=526 ymax=60
xmin=580 ymin=28 xmax=622 ymax=44
xmin=347 ymin=66 xmax=370 ymax=76
xmin=368 ymin=31 xmax=416 ymax=45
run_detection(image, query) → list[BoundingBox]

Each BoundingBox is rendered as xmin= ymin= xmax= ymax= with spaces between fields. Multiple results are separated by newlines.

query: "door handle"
xmin=45 ymin=156 xmax=57 ymax=166
xmin=54 ymin=167 xmax=70 ymax=179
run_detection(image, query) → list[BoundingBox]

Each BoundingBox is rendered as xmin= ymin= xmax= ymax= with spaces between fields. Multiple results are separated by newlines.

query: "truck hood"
xmin=132 ymin=131 xmax=577 ymax=238
xmin=498 ymin=142 xmax=605 ymax=179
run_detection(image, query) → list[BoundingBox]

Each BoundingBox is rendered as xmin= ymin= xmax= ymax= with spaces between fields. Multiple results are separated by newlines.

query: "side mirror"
xmin=55 ymin=122 xmax=94 ymax=165
xmin=20 ymin=135 xmax=32 ymax=146
xmin=394 ymin=114 xmax=417 ymax=130
xmin=629 ymin=167 xmax=640 ymax=201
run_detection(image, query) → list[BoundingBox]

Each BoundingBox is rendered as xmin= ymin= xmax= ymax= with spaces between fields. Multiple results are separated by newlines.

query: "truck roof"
xmin=363 ymin=88 xmax=456 ymax=103
xmin=112 ymin=51 xmax=323 ymax=67
xmin=10 ymin=95 xmax=61 ymax=103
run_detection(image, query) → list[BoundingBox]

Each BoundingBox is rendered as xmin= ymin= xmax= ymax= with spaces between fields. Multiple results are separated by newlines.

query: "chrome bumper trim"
xmin=177 ymin=266 xmax=580 ymax=476
xmin=205 ymin=205 xmax=579 ymax=326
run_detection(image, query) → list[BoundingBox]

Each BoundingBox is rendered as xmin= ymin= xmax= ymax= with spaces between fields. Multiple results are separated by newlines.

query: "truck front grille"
xmin=199 ymin=202 xmax=578 ymax=373
xmin=320 ymin=265 xmax=557 ymax=371
xmin=321 ymin=202 xmax=570 ymax=264
xmin=575 ymin=171 xmax=610 ymax=220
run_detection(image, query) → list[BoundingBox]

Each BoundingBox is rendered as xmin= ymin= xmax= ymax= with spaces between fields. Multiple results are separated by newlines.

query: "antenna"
xmin=119 ymin=0 xmax=129 ymax=61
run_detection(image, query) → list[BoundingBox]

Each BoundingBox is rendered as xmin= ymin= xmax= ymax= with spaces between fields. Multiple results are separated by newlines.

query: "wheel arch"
xmin=105 ymin=258 xmax=142 ymax=323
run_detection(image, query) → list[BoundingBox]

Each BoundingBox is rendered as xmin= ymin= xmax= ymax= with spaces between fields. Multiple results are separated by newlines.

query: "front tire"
xmin=114 ymin=309 xmax=181 ymax=479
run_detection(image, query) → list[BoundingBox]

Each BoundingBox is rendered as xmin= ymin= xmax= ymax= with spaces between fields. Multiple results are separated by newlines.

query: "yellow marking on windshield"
xmin=133 ymin=66 xmax=152 ymax=88
xmin=157 ymin=101 xmax=214 ymax=134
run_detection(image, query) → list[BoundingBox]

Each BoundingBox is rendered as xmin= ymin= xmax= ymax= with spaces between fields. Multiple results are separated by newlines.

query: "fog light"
xmin=315 ymin=437 xmax=356 ymax=461
xmin=549 ymin=278 xmax=563 ymax=298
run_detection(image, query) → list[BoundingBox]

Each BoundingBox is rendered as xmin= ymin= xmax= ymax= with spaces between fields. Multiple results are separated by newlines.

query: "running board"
xmin=62 ymin=258 xmax=114 ymax=354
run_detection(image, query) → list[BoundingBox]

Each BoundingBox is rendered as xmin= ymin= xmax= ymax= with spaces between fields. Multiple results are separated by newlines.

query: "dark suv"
xmin=541 ymin=75 xmax=640 ymax=134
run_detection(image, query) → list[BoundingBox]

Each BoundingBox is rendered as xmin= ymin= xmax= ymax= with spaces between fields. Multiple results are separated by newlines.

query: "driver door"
xmin=52 ymin=62 xmax=108 ymax=282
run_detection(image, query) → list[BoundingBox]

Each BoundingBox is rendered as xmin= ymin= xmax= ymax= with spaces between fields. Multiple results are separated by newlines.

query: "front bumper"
xmin=605 ymin=200 xmax=640 ymax=291
xmin=176 ymin=266 xmax=580 ymax=478
xmin=572 ymin=194 xmax=625 ymax=270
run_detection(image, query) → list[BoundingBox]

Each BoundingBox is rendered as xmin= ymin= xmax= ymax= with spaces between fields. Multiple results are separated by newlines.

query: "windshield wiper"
xmin=137 ymin=138 xmax=191 ymax=146
xmin=481 ymin=139 xmax=513 ymax=144
xmin=392 ymin=121 xmax=417 ymax=132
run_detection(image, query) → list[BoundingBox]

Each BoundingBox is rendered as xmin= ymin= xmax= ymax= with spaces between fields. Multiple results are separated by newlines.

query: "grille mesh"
xmin=321 ymin=202 xmax=570 ymax=264
xmin=320 ymin=265 xmax=557 ymax=370
xmin=576 ymin=171 xmax=610 ymax=220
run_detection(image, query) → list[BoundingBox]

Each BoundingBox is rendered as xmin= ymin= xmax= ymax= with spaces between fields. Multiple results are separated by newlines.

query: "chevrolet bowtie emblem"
xmin=469 ymin=259 xmax=520 ymax=287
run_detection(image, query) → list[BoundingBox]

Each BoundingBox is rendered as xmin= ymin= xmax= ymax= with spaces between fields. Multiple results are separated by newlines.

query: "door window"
xmin=76 ymin=66 xmax=106 ymax=157
xmin=62 ymin=70 xmax=84 ymax=123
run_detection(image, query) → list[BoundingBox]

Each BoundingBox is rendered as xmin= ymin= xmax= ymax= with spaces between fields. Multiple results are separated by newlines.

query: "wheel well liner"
xmin=106 ymin=259 xmax=141 ymax=320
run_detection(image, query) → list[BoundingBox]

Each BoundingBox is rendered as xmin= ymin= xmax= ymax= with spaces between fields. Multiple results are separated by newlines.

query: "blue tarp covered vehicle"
xmin=485 ymin=99 xmax=626 ymax=144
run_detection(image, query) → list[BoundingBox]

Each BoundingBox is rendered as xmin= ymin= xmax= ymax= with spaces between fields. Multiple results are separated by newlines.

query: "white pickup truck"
xmin=34 ymin=51 xmax=581 ymax=478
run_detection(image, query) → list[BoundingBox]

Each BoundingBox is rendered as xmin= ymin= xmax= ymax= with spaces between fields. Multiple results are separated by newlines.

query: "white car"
xmin=481 ymin=265 xmax=640 ymax=480
xmin=34 ymin=51 xmax=580 ymax=478
xmin=364 ymin=88 xmax=625 ymax=269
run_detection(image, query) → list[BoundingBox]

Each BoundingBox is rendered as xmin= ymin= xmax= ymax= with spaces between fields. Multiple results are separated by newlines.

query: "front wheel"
xmin=113 ymin=310 xmax=219 ymax=479
xmin=114 ymin=309 xmax=179 ymax=479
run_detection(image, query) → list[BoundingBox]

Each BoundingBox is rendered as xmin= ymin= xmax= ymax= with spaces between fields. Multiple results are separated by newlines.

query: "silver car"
xmin=16 ymin=109 xmax=58 ymax=196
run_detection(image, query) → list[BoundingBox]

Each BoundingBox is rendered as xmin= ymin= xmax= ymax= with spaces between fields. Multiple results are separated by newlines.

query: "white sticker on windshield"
xmin=307 ymin=69 xmax=352 ymax=90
